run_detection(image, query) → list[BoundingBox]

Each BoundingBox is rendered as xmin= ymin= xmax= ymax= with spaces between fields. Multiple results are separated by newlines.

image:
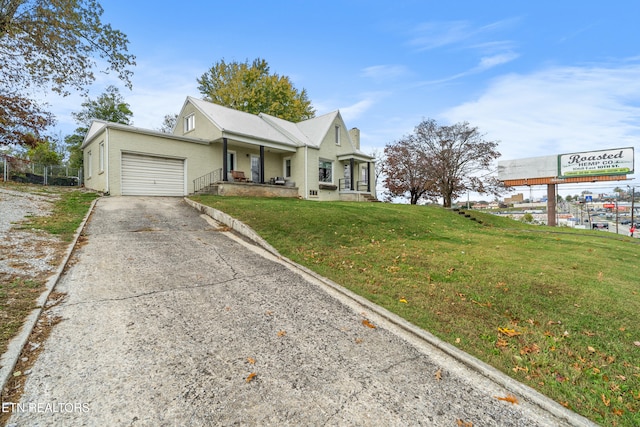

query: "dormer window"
xmin=184 ymin=114 xmax=195 ymax=133
xmin=335 ymin=125 xmax=340 ymax=145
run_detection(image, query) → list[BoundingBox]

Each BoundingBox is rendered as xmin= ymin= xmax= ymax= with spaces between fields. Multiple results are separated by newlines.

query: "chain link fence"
xmin=1 ymin=155 xmax=82 ymax=187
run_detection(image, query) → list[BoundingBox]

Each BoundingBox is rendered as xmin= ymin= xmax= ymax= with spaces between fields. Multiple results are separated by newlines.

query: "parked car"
xmin=620 ymin=219 xmax=632 ymax=225
xmin=592 ymin=222 xmax=609 ymax=230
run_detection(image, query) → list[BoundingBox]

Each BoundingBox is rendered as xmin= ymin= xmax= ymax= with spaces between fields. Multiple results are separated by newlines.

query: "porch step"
xmin=194 ymin=184 xmax=219 ymax=195
xmin=363 ymin=193 xmax=381 ymax=202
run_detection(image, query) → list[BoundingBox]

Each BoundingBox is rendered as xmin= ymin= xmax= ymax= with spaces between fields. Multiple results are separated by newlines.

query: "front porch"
xmin=193 ymin=169 xmax=299 ymax=198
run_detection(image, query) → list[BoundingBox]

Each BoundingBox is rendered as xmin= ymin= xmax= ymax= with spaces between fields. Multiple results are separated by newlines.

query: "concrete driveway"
xmin=7 ymin=197 xmax=590 ymax=426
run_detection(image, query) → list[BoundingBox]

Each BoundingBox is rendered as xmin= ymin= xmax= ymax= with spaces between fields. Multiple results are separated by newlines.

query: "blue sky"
xmin=47 ymin=1 xmax=640 ymax=197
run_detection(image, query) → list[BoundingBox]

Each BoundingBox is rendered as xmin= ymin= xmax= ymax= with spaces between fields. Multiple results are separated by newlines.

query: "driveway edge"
xmin=0 ymin=198 xmax=98 ymax=396
xmin=185 ymin=197 xmax=597 ymax=427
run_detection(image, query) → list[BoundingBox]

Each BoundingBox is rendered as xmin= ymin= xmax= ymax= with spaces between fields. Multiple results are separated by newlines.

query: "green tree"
xmin=197 ymin=58 xmax=315 ymax=122
xmin=72 ymin=85 xmax=133 ymax=127
xmin=1 ymin=0 xmax=135 ymax=147
xmin=27 ymin=140 xmax=62 ymax=166
xmin=66 ymin=85 xmax=133 ymax=168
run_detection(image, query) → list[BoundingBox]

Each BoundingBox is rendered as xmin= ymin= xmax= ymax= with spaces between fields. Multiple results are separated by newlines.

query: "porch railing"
xmin=193 ymin=168 xmax=222 ymax=193
xmin=339 ymin=178 xmax=370 ymax=192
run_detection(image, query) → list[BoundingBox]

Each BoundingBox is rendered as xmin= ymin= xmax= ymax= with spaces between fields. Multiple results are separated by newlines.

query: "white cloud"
xmin=339 ymin=93 xmax=388 ymax=122
xmin=441 ymin=63 xmax=640 ymax=167
xmin=361 ymin=65 xmax=409 ymax=81
xmin=477 ymin=52 xmax=519 ymax=71
xmin=409 ymin=18 xmax=519 ymax=51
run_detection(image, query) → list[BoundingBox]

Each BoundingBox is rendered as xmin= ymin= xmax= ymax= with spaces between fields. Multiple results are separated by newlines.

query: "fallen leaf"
xmin=246 ymin=372 xmax=257 ymax=383
xmin=456 ymin=419 xmax=473 ymax=427
xmin=496 ymin=339 xmax=508 ymax=348
xmin=612 ymin=408 xmax=623 ymax=416
xmin=399 ymin=298 xmax=408 ymax=304
xmin=520 ymin=343 xmax=540 ymax=355
xmin=362 ymin=319 xmax=376 ymax=329
xmin=455 ymin=337 xmax=461 ymax=344
xmin=601 ymin=393 xmax=610 ymax=407
xmin=556 ymin=374 xmax=567 ymax=382
xmin=355 ymin=338 xmax=363 ymax=344
xmin=435 ymin=368 xmax=442 ymax=381
xmin=498 ymin=327 xmax=521 ymax=337
xmin=633 ymin=341 xmax=640 ymax=347
xmin=247 ymin=357 xmax=256 ymax=365
xmin=587 ymin=346 xmax=596 ymax=353
xmin=277 ymin=330 xmax=287 ymax=337
xmin=447 ymin=267 xmax=455 ymax=274
xmin=265 ymin=310 xmax=273 ymax=316
xmin=495 ymin=394 xmax=519 ymax=405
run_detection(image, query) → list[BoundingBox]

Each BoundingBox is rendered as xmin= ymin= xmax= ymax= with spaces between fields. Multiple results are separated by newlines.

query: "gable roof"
xmin=187 ymin=97 xmax=298 ymax=148
xmin=81 ymin=120 xmax=210 ymax=149
xmin=183 ymin=97 xmax=374 ymax=161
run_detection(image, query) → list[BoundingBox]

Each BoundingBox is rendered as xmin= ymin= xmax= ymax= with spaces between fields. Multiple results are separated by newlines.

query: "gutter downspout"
xmin=105 ymin=128 xmax=110 ymax=194
xmin=304 ymin=146 xmax=308 ymax=199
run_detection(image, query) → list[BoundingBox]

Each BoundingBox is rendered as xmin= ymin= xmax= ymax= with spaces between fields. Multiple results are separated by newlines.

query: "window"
xmin=226 ymin=151 xmax=236 ymax=172
xmin=319 ymin=160 xmax=332 ymax=183
xmin=99 ymin=142 xmax=105 ymax=173
xmin=335 ymin=125 xmax=340 ymax=145
xmin=184 ymin=114 xmax=195 ymax=133
xmin=284 ymin=158 xmax=292 ymax=178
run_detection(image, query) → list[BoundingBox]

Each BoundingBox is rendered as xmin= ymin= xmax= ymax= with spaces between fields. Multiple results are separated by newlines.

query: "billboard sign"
xmin=558 ymin=147 xmax=634 ymax=178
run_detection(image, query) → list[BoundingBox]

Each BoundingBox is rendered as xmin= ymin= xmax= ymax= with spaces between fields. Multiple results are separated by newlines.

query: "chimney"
xmin=349 ymin=128 xmax=360 ymax=150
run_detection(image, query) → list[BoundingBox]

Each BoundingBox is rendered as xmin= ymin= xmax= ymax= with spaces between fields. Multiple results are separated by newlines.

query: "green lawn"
xmin=190 ymin=195 xmax=640 ymax=426
xmin=0 ymin=183 xmax=98 ymax=370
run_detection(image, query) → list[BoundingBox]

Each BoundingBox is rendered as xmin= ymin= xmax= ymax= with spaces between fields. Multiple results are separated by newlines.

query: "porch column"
xmin=222 ymin=137 xmax=228 ymax=181
xmin=350 ymin=158 xmax=355 ymax=190
xmin=367 ymin=161 xmax=371 ymax=193
xmin=259 ymin=145 xmax=265 ymax=184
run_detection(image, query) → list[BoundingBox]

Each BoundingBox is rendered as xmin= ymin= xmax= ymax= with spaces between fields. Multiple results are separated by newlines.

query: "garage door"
xmin=121 ymin=153 xmax=185 ymax=196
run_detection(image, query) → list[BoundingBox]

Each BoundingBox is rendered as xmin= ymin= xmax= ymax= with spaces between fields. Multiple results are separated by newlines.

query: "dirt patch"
xmin=0 ymin=292 xmax=65 ymax=426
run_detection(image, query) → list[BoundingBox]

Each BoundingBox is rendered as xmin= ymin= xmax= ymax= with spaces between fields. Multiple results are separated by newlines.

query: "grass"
xmin=17 ymin=187 xmax=98 ymax=242
xmin=190 ymin=195 xmax=640 ymax=426
xmin=0 ymin=182 xmax=98 ymax=366
xmin=0 ymin=278 xmax=45 ymax=352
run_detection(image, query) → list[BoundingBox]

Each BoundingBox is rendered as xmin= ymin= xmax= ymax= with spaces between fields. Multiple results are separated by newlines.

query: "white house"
xmin=82 ymin=97 xmax=376 ymax=201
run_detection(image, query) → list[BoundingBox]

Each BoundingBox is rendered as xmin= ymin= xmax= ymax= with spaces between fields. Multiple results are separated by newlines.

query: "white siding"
xmin=121 ymin=153 xmax=185 ymax=196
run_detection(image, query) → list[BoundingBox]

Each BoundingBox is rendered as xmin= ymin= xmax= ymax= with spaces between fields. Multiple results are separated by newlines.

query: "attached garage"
xmin=121 ymin=153 xmax=186 ymax=196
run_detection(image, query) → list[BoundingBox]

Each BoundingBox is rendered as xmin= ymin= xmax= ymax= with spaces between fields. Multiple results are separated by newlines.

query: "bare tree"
xmin=158 ymin=113 xmax=178 ymax=133
xmin=383 ymin=135 xmax=432 ymax=204
xmin=383 ymin=119 xmax=503 ymax=206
